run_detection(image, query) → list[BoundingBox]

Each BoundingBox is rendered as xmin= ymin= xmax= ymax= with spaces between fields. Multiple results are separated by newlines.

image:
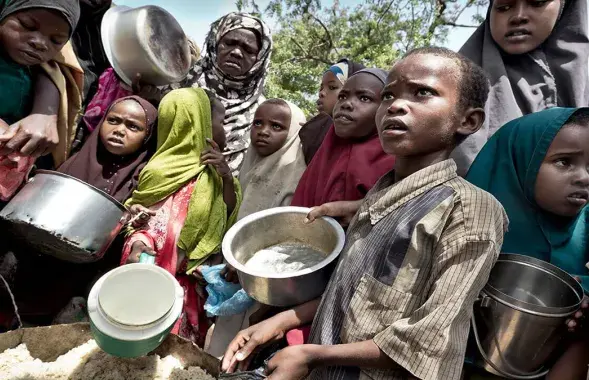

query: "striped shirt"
xmin=308 ymin=159 xmax=508 ymax=380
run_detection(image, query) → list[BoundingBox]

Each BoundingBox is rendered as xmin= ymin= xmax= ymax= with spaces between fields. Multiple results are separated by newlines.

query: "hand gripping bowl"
xmin=222 ymin=207 xmax=346 ymax=307
xmin=101 ymin=5 xmax=191 ymax=86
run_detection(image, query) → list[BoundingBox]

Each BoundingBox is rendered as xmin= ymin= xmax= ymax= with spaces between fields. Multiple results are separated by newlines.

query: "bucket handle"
xmin=471 ymin=297 xmax=549 ymax=379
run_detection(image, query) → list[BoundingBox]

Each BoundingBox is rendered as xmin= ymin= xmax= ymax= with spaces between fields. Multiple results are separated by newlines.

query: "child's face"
xmin=490 ymin=0 xmax=561 ymax=55
xmin=317 ymin=71 xmax=342 ymax=116
xmin=376 ymin=54 xmax=465 ymax=157
xmin=251 ymin=102 xmax=292 ymax=157
xmin=0 ymin=9 xmax=70 ymax=66
xmin=99 ymin=100 xmax=148 ymax=156
xmin=333 ymin=73 xmax=383 ymax=139
xmin=535 ymin=123 xmax=589 ymax=218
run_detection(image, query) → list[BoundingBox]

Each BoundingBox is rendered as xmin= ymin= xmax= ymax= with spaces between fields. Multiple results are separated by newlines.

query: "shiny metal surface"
xmin=0 ymin=170 xmax=127 ymax=263
xmin=101 ymin=5 xmax=190 ymax=86
xmin=222 ymin=207 xmax=346 ymax=307
xmin=473 ymin=254 xmax=584 ymax=378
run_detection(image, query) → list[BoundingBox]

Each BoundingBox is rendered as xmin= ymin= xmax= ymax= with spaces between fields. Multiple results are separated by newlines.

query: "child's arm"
xmin=0 ymin=72 xmax=59 ymax=157
xmin=200 ymin=138 xmax=237 ymax=215
xmin=222 ymin=298 xmax=321 ymax=373
xmin=221 ymin=174 xmax=237 ymax=215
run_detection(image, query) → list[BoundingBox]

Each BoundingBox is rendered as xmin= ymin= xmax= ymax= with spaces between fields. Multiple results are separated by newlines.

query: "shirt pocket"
xmin=341 ymin=273 xmax=412 ymax=343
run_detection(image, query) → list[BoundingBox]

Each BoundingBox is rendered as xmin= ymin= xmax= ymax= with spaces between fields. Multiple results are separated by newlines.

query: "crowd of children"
xmin=0 ymin=0 xmax=588 ymax=379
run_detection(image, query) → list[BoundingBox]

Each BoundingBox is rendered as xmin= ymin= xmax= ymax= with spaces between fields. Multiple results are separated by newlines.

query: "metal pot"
xmin=101 ymin=5 xmax=191 ymax=86
xmin=0 ymin=170 xmax=127 ymax=263
xmin=472 ymin=254 xmax=584 ymax=379
xmin=222 ymin=207 xmax=346 ymax=307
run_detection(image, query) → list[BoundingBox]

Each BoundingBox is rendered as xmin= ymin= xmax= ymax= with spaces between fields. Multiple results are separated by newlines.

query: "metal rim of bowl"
xmin=483 ymin=253 xmax=584 ymax=317
xmin=88 ymin=263 xmax=184 ymax=341
xmin=222 ymin=206 xmax=346 ymax=279
xmin=101 ymin=5 xmax=134 ymax=86
xmin=33 ymin=170 xmax=127 ymax=212
xmin=100 ymin=5 xmax=189 ymax=86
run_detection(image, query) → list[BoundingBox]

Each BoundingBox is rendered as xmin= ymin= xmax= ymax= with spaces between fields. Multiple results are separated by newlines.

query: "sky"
xmin=115 ymin=0 xmax=482 ymax=52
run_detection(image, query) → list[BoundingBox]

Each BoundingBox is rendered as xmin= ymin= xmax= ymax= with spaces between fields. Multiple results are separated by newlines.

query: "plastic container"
xmin=87 ymin=261 xmax=183 ymax=357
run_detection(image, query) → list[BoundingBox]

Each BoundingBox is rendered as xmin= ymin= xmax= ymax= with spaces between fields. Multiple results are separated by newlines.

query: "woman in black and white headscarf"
xmin=167 ymin=12 xmax=273 ymax=175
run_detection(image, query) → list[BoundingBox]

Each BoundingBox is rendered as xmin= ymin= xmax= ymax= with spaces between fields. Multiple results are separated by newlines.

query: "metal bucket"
xmin=472 ymin=254 xmax=584 ymax=379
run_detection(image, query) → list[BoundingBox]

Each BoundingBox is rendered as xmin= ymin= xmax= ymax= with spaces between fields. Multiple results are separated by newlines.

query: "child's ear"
xmin=456 ymin=107 xmax=485 ymax=137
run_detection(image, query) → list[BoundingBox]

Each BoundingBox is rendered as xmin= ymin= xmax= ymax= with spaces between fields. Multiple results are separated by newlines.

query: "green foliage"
xmin=237 ymin=0 xmax=488 ymax=115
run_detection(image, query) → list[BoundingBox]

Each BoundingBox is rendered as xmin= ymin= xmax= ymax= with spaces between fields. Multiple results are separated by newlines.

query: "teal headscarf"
xmin=466 ymin=107 xmax=589 ymax=291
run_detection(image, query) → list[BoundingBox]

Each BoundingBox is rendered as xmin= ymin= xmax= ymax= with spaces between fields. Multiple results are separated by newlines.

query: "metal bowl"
xmin=0 ymin=170 xmax=127 ymax=263
xmin=101 ymin=5 xmax=190 ymax=86
xmin=222 ymin=207 xmax=346 ymax=307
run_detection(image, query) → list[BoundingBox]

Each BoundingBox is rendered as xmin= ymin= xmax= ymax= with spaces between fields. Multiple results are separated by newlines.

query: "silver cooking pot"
xmin=222 ymin=207 xmax=346 ymax=307
xmin=101 ymin=5 xmax=191 ymax=86
xmin=0 ymin=170 xmax=129 ymax=263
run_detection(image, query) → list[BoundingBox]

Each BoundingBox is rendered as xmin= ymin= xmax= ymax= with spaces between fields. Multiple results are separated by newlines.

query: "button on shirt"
xmin=308 ymin=159 xmax=508 ymax=380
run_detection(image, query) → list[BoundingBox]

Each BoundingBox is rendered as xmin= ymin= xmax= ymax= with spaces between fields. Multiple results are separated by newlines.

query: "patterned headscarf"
xmin=167 ymin=12 xmax=273 ymax=175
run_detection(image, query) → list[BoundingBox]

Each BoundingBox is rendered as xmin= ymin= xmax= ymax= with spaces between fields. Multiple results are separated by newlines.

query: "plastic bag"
xmin=202 ymin=264 xmax=255 ymax=317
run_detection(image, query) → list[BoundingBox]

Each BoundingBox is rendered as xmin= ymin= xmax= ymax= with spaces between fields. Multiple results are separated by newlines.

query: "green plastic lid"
xmin=98 ymin=266 xmax=176 ymax=326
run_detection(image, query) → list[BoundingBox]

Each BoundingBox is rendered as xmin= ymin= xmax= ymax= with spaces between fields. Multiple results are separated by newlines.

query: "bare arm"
xmin=0 ymin=72 xmax=59 ymax=157
xmin=222 ymin=298 xmax=320 ymax=372
xmin=222 ymin=175 xmax=237 ymax=216
xmin=32 ymin=72 xmax=59 ymax=115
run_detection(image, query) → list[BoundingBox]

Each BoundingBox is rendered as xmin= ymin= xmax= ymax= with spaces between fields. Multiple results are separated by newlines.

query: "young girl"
xmin=299 ymin=59 xmax=364 ymax=164
xmin=122 ymin=88 xmax=241 ymax=347
xmin=466 ymin=107 xmax=589 ymax=379
xmin=455 ymin=0 xmax=589 ymax=175
xmin=238 ymin=98 xmax=307 ymax=219
xmin=291 ymin=68 xmax=396 ymax=209
xmin=0 ymin=0 xmax=83 ymax=199
xmin=58 ymin=96 xmax=157 ymax=203
xmin=74 ymin=31 xmax=199 ymax=149
xmin=206 ymin=98 xmax=307 ymax=358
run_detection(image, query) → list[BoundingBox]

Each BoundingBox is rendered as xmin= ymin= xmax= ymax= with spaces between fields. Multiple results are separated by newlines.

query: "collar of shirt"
xmin=366 ymin=159 xmax=458 ymax=225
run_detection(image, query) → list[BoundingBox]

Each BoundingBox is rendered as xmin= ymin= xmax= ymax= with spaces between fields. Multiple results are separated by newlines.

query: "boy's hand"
xmin=567 ymin=277 xmax=588 ymax=333
xmin=0 ymin=114 xmax=58 ymax=158
xmin=201 ymin=138 xmax=231 ymax=178
xmin=305 ymin=200 xmax=362 ymax=227
xmin=222 ymin=317 xmax=288 ymax=373
xmin=221 ymin=264 xmax=240 ymax=284
xmin=265 ymin=345 xmax=315 ymax=379
xmin=132 ymin=74 xmax=163 ymax=105
xmin=127 ymin=241 xmax=156 ymax=264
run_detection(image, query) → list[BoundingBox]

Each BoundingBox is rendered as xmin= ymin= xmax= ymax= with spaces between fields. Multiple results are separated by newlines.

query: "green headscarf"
xmin=466 ymin=107 xmax=589 ymax=290
xmin=126 ymin=88 xmax=241 ymax=272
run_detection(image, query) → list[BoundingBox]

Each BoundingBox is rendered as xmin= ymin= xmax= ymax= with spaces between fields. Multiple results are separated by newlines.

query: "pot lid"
xmin=98 ymin=265 xmax=176 ymax=326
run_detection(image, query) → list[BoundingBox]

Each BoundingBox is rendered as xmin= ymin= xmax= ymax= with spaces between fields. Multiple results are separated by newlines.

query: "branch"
xmin=441 ymin=21 xmax=478 ymax=27
xmin=427 ymin=0 xmax=448 ymax=36
xmin=448 ymin=0 xmax=477 ymax=24
xmin=283 ymin=56 xmax=332 ymax=66
xmin=375 ymin=0 xmax=395 ymax=30
xmin=307 ymin=13 xmax=340 ymax=55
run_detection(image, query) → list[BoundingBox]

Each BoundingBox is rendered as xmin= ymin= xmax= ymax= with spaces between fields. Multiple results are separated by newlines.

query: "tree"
xmin=238 ymin=0 xmax=488 ymax=115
